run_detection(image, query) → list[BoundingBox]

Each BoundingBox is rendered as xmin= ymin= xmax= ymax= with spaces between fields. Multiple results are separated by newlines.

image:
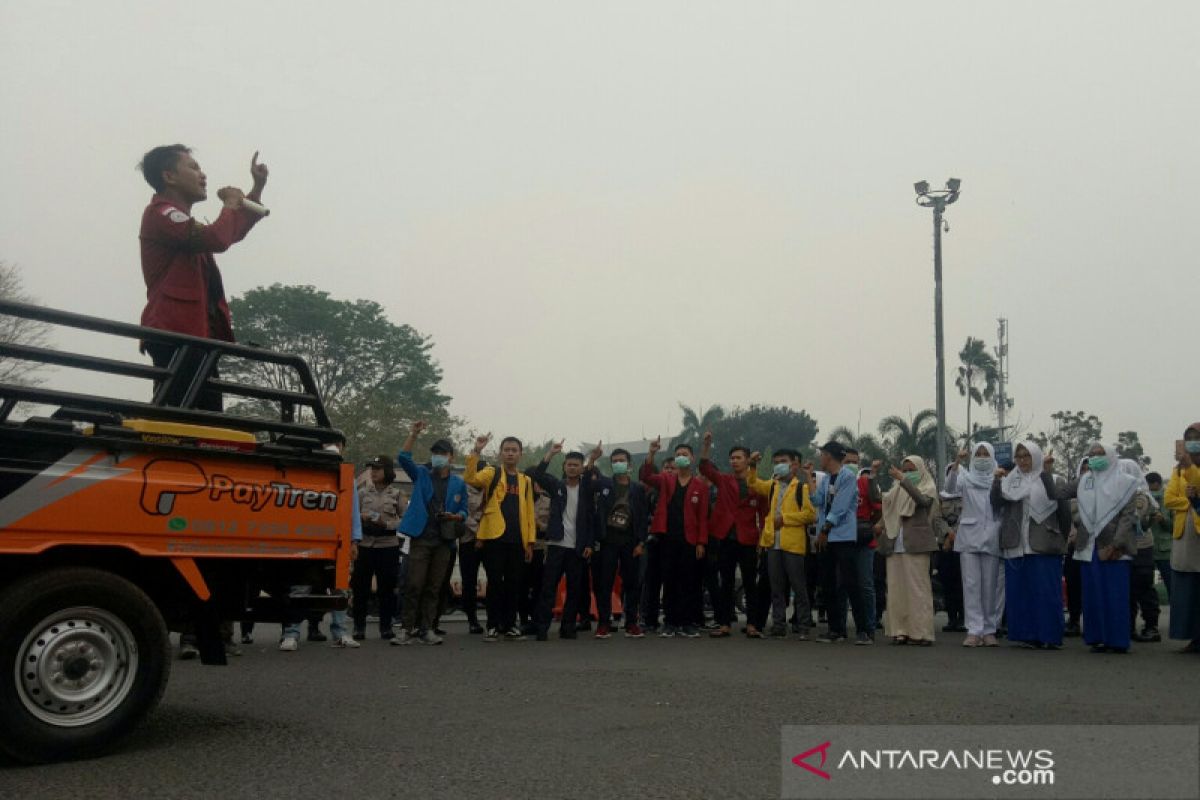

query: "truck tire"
xmin=0 ymin=567 xmax=171 ymax=763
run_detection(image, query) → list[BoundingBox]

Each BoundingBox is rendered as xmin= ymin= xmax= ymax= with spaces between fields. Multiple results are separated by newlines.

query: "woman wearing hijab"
xmin=992 ymin=441 xmax=1071 ymax=649
xmin=1166 ymin=422 xmax=1200 ymax=652
xmin=947 ymin=443 xmax=1004 ymax=647
xmin=1059 ymin=443 xmax=1140 ymax=653
xmin=875 ymin=456 xmax=940 ymax=645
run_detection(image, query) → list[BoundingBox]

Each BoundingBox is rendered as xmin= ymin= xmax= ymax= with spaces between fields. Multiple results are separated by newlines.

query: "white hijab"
xmin=882 ymin=455 xmax=939 ymax=539
xmin=1119 ymin=457 xmax=1158 ymax=511
xmin=1000 ymin=440 xmax=1058 ymax=524
xmin=1077 ymin=443 xmax=1139 ymax=535
xmin=961 ymin=442 xmax=997 ymax=491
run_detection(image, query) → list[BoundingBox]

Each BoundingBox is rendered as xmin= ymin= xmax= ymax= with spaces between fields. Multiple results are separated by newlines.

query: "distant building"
xmin=581 ymin=434 xmax=681 ymax=467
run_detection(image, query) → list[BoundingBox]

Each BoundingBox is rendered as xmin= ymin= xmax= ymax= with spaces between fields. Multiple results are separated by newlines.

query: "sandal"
xmin=982 ymin=634 xmax=999 ymax=647
xmin=891 ymin=636 xmax=909 ymax=646
xmin=962 ymin=635 xmax=981 ymax=648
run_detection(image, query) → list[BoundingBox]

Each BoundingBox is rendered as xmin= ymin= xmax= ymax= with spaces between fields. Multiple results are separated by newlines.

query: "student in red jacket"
xmin=137 ymin=144 xmax=268 ymax=410
xmin=641 ymin=436 xmax=708 ymax=638
xmin=699 ymin=430 xmax=764 ymax=638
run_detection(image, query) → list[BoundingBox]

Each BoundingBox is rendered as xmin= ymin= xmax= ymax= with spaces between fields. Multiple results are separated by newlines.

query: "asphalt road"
xmin=3 ymin=611 xmax=1198 ymax=800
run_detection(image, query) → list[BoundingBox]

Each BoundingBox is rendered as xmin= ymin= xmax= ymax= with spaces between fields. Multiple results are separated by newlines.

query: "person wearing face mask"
xmin=946 ymin=443 xmax=1004 ymax=647
xmin=590 ymin=448 xmax=650 ymax=638
xmin=875 ymin=456 xmax=940 ymax=645
xmin=640 ymin=456 xmax=676 ymax=633
xmin=745 ymin=449 xmax=819 ymax=640
xmin=641 ymin=437 xmax=709 ymax=638
xmin=1166 ymin=422 xmax=1200 ymax=652
xmin=993 ymin=441 xmax=1072 ymax=650
xmin=1146 ymin=472 xmax=1174 ymax=600
xmin=1121 ymin=460 xmax=1162 ymax=643
xmin=394 ymin=421 xmax=470 ymax=645
xmin=812 ymin=442 xmax=869 ymax=644
xmin=1058 ymin=443 xmax=1140 ymax=654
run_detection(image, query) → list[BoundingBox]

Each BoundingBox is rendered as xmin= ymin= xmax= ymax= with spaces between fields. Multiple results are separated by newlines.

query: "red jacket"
xmin=139 ymin=194 xmax=260 ymax=341
xmin=699 ymin=458 xmax=763 ymax=546
xmin=640 ymin=461 xmax=709 ymax=546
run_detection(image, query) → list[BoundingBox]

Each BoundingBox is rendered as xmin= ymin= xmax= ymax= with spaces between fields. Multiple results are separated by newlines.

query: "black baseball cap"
xmin=819 ymin=441 xmax=847 ymax=460
xmin=367 ymin=456 xmax=388 ymax=468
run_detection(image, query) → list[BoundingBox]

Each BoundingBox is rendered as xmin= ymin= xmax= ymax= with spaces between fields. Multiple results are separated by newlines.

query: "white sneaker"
xmin=419 ymin=630 xmax=444 ymax=646
xmin=331 ymin=635 xmax=360 ymax=649
xmin=278 ymin=637 xmax=298 ymax=652
xmin=390 ymin=629 xmax=414 ymax=646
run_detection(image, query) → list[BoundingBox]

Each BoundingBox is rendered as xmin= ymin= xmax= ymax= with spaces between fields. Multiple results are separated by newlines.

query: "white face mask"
xmin=971 ymin=457 xmax=995 ymax=475
xmin=772 ymin=462 xmax=791 ymax=479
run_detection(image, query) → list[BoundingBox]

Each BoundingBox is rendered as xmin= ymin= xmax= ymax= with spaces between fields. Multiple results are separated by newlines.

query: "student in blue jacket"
xmin=394 ymin=421 xmax=470 ymax=646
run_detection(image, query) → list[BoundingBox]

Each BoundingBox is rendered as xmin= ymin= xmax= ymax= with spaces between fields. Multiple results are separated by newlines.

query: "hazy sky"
xmin=2 ymin=1 xmax=1196 ymax=467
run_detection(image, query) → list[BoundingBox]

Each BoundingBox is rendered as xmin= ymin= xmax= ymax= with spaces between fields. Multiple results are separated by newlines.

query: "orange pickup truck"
xmin=0 ymin=300 xmax=352 ymax=762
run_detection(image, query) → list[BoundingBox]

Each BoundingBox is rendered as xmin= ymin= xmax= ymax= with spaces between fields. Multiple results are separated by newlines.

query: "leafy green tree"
xmin=225 ymin=284 xmax=458 ymax=464
xmin=828 ymin=426 xmax=889 ymax=464
xmin=706 ymin=404 xmax=820 ymax=461
xmin=1029 ymin=410 xmax=1103 ymax=478
xmin=1116 ymin=430 xmax=1151 ymax=469
xmin=878 ymin=409 xmax=947 ymax=465
xmin=675 ymin=403 xmax=726 ymax=452
xmin=955 ymin=336 xmax=999 ymax=445
xmin=0 ymin=262 xmax=52 ymax=387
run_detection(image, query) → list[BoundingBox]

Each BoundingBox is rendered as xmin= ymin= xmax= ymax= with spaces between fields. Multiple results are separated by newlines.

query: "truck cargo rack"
xmin=0 ymin=299 xmax=343 ymax=445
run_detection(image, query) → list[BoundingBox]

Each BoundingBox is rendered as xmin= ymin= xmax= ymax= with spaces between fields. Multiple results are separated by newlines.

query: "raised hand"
xmin=549 ymin=439 xmax=565 ymax=457
xmin=888 ymin=465 xmax=905 ymax=481
xmin=748 ymin=451 xmax=762 ymax=465
xmin=589 ymin=440 xmax=604 ymax=463
xmin=411 ymin=420 xmax=427 ymax=436
xmin=648 ymin=436 xmax=662 ymax=456
xmin=250 ymin=151 xmax=268 ymax=188
xmin=217 ymin=186 xmax=245 ymax=209
xmin=474 ymin=432 xmax=492 ymax=453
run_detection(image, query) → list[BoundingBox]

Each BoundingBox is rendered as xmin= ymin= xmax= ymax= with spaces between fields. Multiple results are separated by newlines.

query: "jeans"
xmin=596 ymin=537 xmax=643 ymax=628
xmin=857 ymin=546 xmax=877 ymax=633
xmin=284 ymin=611 xmax=349 ymax=641
xmin=823 ymin=540 xmax=872 ymax=636
xmin=535 ymin=545 xmax=585 ymax=633
xmin=351 ymin=545 xmax=400 ymax=633
xmin=482 ymin=540 xmax=524 ymax=633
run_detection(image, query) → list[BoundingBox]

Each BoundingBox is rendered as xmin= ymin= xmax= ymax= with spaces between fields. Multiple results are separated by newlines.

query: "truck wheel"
xmin=0 ymin=567 xmax=171 ymax=763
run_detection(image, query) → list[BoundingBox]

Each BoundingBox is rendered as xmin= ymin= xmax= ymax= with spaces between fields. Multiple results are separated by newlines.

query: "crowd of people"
xmin=245 ymin=420 xmax=1200 ymax=658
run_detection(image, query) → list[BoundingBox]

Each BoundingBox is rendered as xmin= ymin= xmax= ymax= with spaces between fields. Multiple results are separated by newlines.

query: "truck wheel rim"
xmin=15 ymin=607 xmax=139 ymax=728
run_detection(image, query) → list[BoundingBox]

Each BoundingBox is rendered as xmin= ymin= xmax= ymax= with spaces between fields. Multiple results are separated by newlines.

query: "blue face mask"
xmin=1088 ymin=456 xmax=1110 ymax=473
xmin=674 ymin=456 xmax=692 ymax=469
xmin=431 ymin=454 xmax=450 ymax=469
xmin=1186 ymin=441 xmax=1200 ymax=455
xmin=611 ymin=461 xmax=629 ymax=476
xmin=772 ymin=462 xmax=792 ymax=479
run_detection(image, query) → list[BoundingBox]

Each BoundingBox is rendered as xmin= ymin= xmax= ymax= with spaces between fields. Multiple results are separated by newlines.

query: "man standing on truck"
xmin=136 ymin=145 xmax=268 ymax=410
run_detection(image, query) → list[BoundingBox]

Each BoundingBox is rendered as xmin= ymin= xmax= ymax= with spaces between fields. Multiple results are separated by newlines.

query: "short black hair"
xmin=139 ymin=144 xmax=190 ymax=193
xmin=674 ymin=443 xmax=694 ymax=456
xmin=729 ymin=445 xmax=750 ymax=458
xmin=845 ymin=447 xmax=860 ymax=456
xmin=430 ymin=438 xmax=454 ymax=455
xmin=611 ymin=448 xmax=631 ymax=461
xmin=774 ymin=448 xmax=800 ymax=460
xmin=500 ymin=436 xmax=523 ymax=451
xmin=1146 ymin=472 xmax=1163 ymax=485
xmin=819 ymin=441 xmax=847 ymax=461
xmin=564 ymin=451 xmax=586 ymax=463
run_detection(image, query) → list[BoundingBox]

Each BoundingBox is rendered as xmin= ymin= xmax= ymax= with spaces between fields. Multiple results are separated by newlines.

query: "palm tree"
xmin=955 ymin=337 xmax=999 ymax=446
xmin=828 ymin=425 xmax=888 ymax=464
xmin=676 ymin=403 xmax=725 ymax=450
xmin=878 ymin=410 xmax=943 ymax=464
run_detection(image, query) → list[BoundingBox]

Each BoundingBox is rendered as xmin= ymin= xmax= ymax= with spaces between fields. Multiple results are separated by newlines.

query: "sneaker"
xmin=504 ymin=627 xmax=525 ymax=641
xmin=624 ymin=624 xmax=645 ymax=638
xmin=332 ymin=635 xmax=361 ymax=648
xmin=982 ymin=634 xmax=1000 ymax=647
xmin=680 ymin=625 xmax=701 ymax=638
xmin=815 ymin=633 xmax=847 ymax=644
xmin=1135 ymin=627 xmax=1162 ymax=643
xmin=659 ymin=626 xmax=677 ymax=638
xmin=855 ymin=632 xmax=874 ymax=646
xmin=178 ymin=643 xmax=199 ymax=660
xmin=595 ymin=624 xmax=612 ymax=640
xmin=307 ymin=628 xmax=327 ymax=643
xmin=380 ymin=629 xmax=395 ymax=641
xmin=224 ymin=641 xmax=243 ymax=657
xmin=391 ymin=629 xmax=414 ymax=646
xmin=962 ymin=635 xmax=982 ymax=648
xmin=240 ymin=633 xmax=254 ymax=645
xmin=769 ymin=625 xmax=788 ymax=639
xmin=703 ymin=620 xmax=721 ymax=631
xmin=278 ymin=637 xmax=298 ymax=652
xmin=483 ymin=628 xmax=500 ymax=642
xmin=794 ymin=630 xmax=811 ymax=642
xmin=418 ymin=629 xmax=444 ymax=646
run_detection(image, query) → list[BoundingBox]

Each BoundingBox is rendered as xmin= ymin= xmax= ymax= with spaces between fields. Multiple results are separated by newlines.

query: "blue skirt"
xmin=1081 ymin=548 xmax=1131 ymax=650
xmin=1169 ymin=570 xmax=1200 ymax=641
xmin=1005 ymin=554 xmax=1064 ymax=646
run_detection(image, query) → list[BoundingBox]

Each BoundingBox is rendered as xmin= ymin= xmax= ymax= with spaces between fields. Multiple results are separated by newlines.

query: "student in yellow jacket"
xmin=745 ymin=449 xmax=818 ymax=639
xmin=1166 ymin=422 xmax=1200 ymax=651
xmin=465 ymin=433 xmax=536 ymax=641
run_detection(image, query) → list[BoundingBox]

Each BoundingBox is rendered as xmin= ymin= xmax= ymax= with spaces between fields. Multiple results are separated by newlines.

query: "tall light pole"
xmin=914 ymin=178 xmax=962 ymax=489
